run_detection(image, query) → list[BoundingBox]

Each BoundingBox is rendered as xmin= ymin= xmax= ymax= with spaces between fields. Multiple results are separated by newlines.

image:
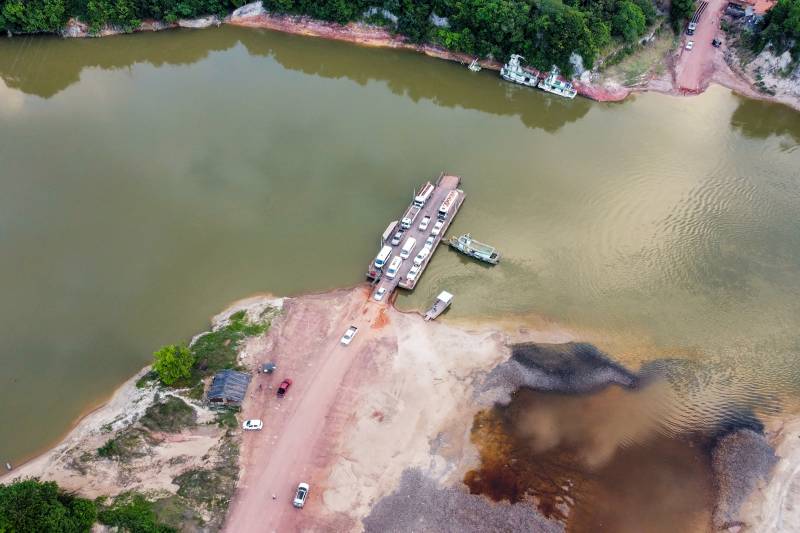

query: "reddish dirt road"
xmin=223 ymin=288 xmax=384 ymax=533
xmin=675 ymin=0 xmax=726 ymax=93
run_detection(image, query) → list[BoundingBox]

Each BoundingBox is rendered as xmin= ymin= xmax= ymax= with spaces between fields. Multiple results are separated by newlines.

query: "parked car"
xmin=431 ymin=220 xmax=444 ymax=236
xmin=425 ymin=235 xmax=435 ymax=247
xmin=277 ymin=379 xmax=292 ymax=397
xmin=385 ymin=256 xmax=403 ymax=279
xmin=712 ymin=38 xmax=721 ymax=48
xmin=685 ymin=40 xmax=694 ymax=51
xmin=413 ymin=247 xmax=431 ymax=266
xmin=418 ymin=216 xmax=431 ymax=231
xmin=293 ymin=483 xmax=310 ymax=508
xmin=242 ymin=419 xmax=263 ymax=431
xmin=340 ymin=326 xmax=358 ymax=345
xmin=406 ymin=264 xmax=422 ymax=282
xmin=373 ymin=287 xmax=387 ymax=301
xmin=390 ymin=230 xmax=404 ymax=246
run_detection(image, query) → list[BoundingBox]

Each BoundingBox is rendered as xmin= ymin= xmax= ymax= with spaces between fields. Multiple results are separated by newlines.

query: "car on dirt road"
xmin=685 ymin=40 xmax=694 ymax=51
xmin=277 ymin=379 xmax=292 ymax=397
xmin=293 ymin=483 xmax=310 ymax=508
xmin=340 ymin=325 xmax=358 ymax=345
xmin=373 ymin=287 xmax=387 ymax=301
xmin=242 ymin=419 xmax=263 ymax=431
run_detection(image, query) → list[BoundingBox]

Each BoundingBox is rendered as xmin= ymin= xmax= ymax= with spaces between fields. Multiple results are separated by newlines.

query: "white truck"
xmin=400 ymin=237 xmax=417 ymax=259
xmin=401 ymin=205 xmax=422 ymax=229
xmin=413 ymin=182 xmax=434 ymax=207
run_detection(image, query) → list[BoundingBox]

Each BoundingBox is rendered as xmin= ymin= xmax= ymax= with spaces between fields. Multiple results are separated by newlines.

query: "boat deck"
xmin=368 ymin=173 xmax=465 ymax=298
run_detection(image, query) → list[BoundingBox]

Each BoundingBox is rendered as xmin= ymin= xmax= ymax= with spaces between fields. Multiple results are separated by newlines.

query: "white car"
xmin=418 ymin=216 xmax=431 ymax=231
xmin=385 ymin=256 xmax=403 ymax=279
xmin=293 ymin=482 xmax=310 ymax=508
xmin=413 ymin=247 xmax=430 ymax=266
xmin=242 ymin=419 xmax=263 ymax=431
xmin=431 ymin=220 xmax=444 ymax=236
xmin=685 ymin=40 xmax=694 ymax=51
xmin=373 ymin=287 xmax=387 ymax=301
xmin=406 ymin=264 xmax=421 ymax=282
xmin=425 ymin=235 xmax=435 ymax=247
xmin=340 ymin=326 xmax=358 ymax=345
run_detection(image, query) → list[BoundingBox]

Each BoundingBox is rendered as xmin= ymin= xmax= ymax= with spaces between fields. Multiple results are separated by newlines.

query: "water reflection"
xmin=730 ymin=95 xmax=800 ymax=143
xmin=0 ymin=26 xmax=591 ymax=132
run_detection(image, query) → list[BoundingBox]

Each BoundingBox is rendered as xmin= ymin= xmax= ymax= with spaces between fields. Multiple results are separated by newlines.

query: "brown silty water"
xmin=465 ymin=386 xmax=716 ymax=532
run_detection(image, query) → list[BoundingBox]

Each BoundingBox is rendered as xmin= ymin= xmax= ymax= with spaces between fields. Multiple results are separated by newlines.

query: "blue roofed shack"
xmin=207 ymin=369 xmax=251 ymax=406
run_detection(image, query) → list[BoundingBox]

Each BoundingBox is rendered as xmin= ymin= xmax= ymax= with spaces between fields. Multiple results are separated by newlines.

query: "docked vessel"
xmin=425 ymin=291 xmax=453 ymax=321
xmin=500 ymin=54 xmax=537 ymax=87
xmin=537 ymin=66 xmax=577 ymax=99
xmin=447 ymin=233 xmax=500 ymax=264
xmin=468 ymin=58 xmax=482 ymax=72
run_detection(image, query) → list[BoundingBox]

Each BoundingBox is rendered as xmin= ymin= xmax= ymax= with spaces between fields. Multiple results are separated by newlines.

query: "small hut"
xmin=207 ymin=369 xmax=251 ymax=406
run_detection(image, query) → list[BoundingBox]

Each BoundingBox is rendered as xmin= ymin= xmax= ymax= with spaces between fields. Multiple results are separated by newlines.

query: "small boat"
xmin=468 ymin=58 xmax=482 ymax=72
xmin=425 ymin=291 xmax=453 ymax=321
xmin=537 ymin=66 xmax=577 ymax=99
xmin=500 ymin=54 xmax=537 ymax=87
xmin=447 ymin=233 xmax=500 ymax=264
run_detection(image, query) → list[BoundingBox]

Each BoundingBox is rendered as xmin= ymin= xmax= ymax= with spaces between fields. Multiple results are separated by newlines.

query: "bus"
xmin=438 ymin=190 xmax=459 ymax=220
xmin=374 ymin=245 xmax=393 ymax=269
xmin=413 ymin=182 xmax=435 ymax=207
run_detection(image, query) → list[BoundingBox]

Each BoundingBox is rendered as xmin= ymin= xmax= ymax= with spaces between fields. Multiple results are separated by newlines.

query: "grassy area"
xmin=173 ymin=438 xmax=239 ymax=523
xmin=214 ymin=408 xmax=239 ymax=430
xmin=136 ymin=370 xmax=159 ymax=389
xmin=97 ymin=428 xmax=151 ymax=461
xmin=172 ymin=307 xmax=278 ymax=389
xmin=600 ymin=22 xmax=677 ymax=85
xmin=140 ymin=396 xmax=197 ymax=433
xmin=150 ymin=494 xmax=205 ymax=531
xmin=97 ymin=492 xmax=177 ymax=533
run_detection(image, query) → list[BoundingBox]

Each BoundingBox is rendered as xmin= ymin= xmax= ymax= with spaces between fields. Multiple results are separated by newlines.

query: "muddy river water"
xmin=1 ymin=25 xmax=799 ymax=493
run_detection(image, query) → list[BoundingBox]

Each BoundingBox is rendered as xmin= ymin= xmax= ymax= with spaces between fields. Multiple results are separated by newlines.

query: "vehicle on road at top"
xmin=686 ymin=40 xmax=694 ymax=51
xmin=242 ymin=419 xmax=263 ymax=431
xmin=406 ymin=264 xmax=421 ymax=282
xmin=390 ymin=230 xmax=404 ymax=246
xmin=431 ymin=220 xmax=444 ymax=236
xmin=418 ymin=216 xmax=431 ymax=231
xmin=293 ymin=483 xmax=310 ymax=508
xmin=687 ymin=22 xmax=696 ymax=35
xmin=373 ymin=287 xmax=387 ymax=301
xmin=277 ymin=379 xmax=292 ymax=397
xmin=340 ymin=326 xmax=358 ymax=345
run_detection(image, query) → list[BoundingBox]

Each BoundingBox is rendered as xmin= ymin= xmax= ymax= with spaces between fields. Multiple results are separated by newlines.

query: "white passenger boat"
xmin=538 ymin=66 xmax=577 ymax=99
xmin=500 ymin=54 xmax=537 ymax=87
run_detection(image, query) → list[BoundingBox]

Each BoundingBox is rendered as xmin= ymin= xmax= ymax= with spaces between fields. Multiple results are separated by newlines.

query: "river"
xmin=1 ymin=25 xmax=799 ymax=470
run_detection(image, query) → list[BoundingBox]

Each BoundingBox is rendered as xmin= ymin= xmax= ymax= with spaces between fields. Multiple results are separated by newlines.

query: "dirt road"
xmin=675 ymin=0 xmax=725 ymax=93
xmin=223 ymin=288 xmax=384 ymax=532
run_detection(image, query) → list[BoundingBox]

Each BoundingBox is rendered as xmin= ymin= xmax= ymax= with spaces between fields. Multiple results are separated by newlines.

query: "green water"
xmin=1 ymin=26 xmax=799 ymax=466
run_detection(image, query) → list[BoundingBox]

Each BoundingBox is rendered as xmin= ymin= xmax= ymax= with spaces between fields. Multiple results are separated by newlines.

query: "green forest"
xmin=755 ymin=0 xmax=800 ymax=57
xmin=0 ymin=0 xmax=796 ymax=75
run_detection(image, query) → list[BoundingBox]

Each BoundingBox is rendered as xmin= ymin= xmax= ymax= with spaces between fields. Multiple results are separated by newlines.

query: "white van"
xmin=385 ymin=256 xmax=403 ymax=279
xmin=374 ymin=245 xmax=393 ymax=269
xmin=413 ymin=247 xmax=430 ymax=266
xmin=400 ymin=237 xmax=417 ymax=259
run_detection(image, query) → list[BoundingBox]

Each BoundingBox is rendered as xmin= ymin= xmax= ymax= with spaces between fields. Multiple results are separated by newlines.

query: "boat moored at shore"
xmin=500 ymin=54 xmax=538 ymax=87
xmin=538 ymin=66 xmax=577 ymax=99
xmin=447 ymin=233 xmax=501 ymax=264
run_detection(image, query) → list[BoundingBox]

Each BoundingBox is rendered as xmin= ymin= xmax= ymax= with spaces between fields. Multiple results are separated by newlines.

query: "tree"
xmin=0 ymin=478 xmax=97 ymax=532
xmin=153 ymin=344 xmax=194 ymax=385
xmin=612 ymin=0 xmax=646 ymax=43
xmin=671 ymin=0 xmax=696 ymax=27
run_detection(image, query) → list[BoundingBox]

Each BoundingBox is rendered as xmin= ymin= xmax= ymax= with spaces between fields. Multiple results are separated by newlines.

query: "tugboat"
xmin=537 ymin=66 xmax=577 ymax=99
xmin=447 ymin=233 xmax=501 ymax=265
xmin=500 ymin=54 xmax=538 ymax=87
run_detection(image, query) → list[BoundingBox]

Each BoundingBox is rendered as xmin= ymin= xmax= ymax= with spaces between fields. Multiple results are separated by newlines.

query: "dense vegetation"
xmin=0 ymin=479 xmax=96 ymax=532
xmin=0 ymin=0 xmax=660 ymax=73
xmin=754 ymin=0 xmax=800 ymax=58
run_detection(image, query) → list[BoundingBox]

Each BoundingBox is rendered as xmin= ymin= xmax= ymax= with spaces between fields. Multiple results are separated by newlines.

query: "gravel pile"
xmin=362 ymin=468 xmax=564 ymax=533
xmin=478 ymin=342 xmax=638 ymax=405
xmin=712 ymin=429 xmax=777 ymax=530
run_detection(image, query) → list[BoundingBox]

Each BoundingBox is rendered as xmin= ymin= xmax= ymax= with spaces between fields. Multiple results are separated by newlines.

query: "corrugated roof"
xmin=207 ymin=369 xmax=251 ymax=403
